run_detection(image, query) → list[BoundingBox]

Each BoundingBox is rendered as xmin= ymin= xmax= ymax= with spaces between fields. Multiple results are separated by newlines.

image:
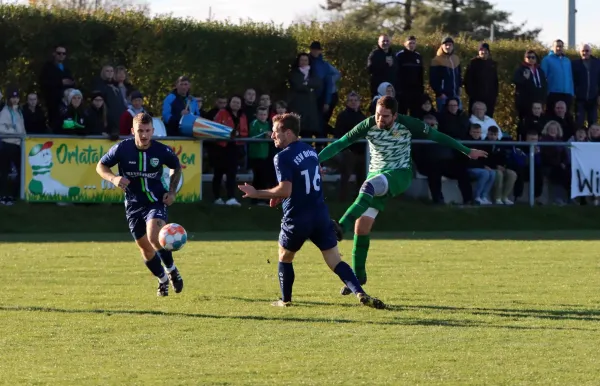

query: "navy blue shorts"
xmin=278 ymin=212 xmax=338 ymax=252
xmin=126 ymin=203 xmax=168 ymax=240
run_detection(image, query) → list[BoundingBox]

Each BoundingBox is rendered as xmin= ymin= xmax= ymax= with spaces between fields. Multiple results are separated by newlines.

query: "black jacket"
xmin=464 ymin=57 xmax=499 ymax=103
xmin=22 ymin=105 xmax=49 ymax=134
xmin=39 ymin=61 xmax=75 ymax=108
xmin=367 ymin=47 xmax=397 ymax=97
xmin=517 ymin=114 xmax=545 ymax=139
xmin=333 ymin=107 xmax=367 ymax=154
xmin=513 ymin=64 xmax=548 ymax=109
xmin=395 ymin=49 xmax=424 ymax=96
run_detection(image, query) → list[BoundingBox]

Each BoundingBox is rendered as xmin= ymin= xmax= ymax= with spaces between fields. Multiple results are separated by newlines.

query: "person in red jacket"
xmin=211 ymin=95 xmax=248 ymax=206
xmin=119 ymin=91 xmax=145 ymax=135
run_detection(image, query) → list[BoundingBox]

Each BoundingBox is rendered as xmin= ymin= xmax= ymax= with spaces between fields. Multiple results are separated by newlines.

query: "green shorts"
xmin=366 ymin=169 xmax=412 ymax=212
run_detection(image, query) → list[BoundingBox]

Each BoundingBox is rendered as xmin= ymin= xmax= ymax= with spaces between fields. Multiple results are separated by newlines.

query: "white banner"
xmin=570 ymin=142 xmax=600 ymax=198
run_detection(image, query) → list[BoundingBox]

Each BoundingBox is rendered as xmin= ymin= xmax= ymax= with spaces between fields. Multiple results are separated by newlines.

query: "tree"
xmin=28 ymin=0 xmax=150 ymax=14
xmin=321 ymin=0 xmax=541 ymax=40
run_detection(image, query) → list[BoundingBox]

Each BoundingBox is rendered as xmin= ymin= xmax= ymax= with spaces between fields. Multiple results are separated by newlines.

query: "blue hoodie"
xmin=310 ymin=54 xmax=333 ymax=105
xmin=328 ymin=63 xmax=341 ymax=95
xmin=541 ymin=50 xmax=574 ymax=95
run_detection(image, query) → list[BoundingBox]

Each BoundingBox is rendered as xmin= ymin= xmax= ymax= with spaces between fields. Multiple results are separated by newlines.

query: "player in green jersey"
xmin=318 ymin=96 xmax=488 ymax=294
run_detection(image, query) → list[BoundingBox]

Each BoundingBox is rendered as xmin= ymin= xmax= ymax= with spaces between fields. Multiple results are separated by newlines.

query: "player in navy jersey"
xmin=238 ymin=113 xmax=385 ymax=309
xmin=96 ymin=113 xmax=184 ymax=297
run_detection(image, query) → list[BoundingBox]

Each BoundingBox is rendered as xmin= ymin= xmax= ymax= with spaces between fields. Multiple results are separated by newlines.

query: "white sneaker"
xmin=494 ymin=199 xmax=504 ymax=205
xmin=225 ymin=198 xmax=241 ymax=207
xmin=474 ymin=197 xmax=484 ymax=205
xmin=502 ymin=198 xmax=514 ymax=205
xmin=480 ymin=197 xmax=492 ymax=205
xmin=214 ymin=198 xmax=225 ymax=205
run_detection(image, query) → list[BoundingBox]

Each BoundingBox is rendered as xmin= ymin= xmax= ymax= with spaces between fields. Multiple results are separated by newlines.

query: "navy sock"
xmin=145 ymin=255 xmax=167 ymax=281
xmin=156 ymin=248 xmax=174 ymax=270
xmin=278 ymin=262 xmax=295 ymax=302
xmin=334 ymin=261 xmax=364 ymax=294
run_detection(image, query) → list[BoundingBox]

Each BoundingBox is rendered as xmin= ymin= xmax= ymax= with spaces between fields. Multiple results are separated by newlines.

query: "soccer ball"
xmin=158 ymin=223 xmax=187 ymax=252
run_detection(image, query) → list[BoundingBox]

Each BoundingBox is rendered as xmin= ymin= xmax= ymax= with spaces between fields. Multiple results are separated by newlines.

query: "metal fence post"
xmin=365 ymin=142 xmax=370 ymax=175
xmin=199 ymin=139 xmax=203 ymax=201
xmin=528 ymin=143 xmax=535 ymax=207
xmin=20 ymin=136 xmax=26 ymax=201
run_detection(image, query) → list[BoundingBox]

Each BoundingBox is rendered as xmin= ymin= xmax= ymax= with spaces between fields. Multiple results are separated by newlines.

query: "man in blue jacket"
xmin=541 ymin=39 xmax=574 ymax=114
xmin=161 ymin=76 xmax=200 ymax=136
xmin=571 ymin=43 xmax=600 ymax=127
xmin=309 ymin=41 xmax=333 ymax=134
xmin=430 ymin=37 xmax=462 ymax=112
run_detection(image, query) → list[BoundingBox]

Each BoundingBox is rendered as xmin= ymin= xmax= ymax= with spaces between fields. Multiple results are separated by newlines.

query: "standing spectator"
xmin=119 ymin=91 xmax=145 ymax=135
xmin=513 ymin=50 xmax=547 ymax=121
xmin=547 ymin=100 xmax=575 ymax=140
xmin=92 ymin=65 xmax=127 ymax=136
xmin=115 ymin=66 xmax=135 ymax=107
xmin=395 ymin=35 xmax=424 ymax=115
xmin=195 ymin=96 xmax=207 ymax=118
xmin=369 ymin=82 xmax=396 ymax=114
xmin=469 ymin=101 xmax=503 ymax=139
xmin=39 ymin=45 xmax=75 ymax=126
xmin=464 ymin=42 xmax=499 ymax=117
xmin=483 ymin=126 xmax=516 ymax=205
xmin=511 ymin=130 xmax=544 ymax=204
xmin=248 ymin=107 xmax=273 ymax=206
xmin=84 ymin=91 xmax=110 ymax=136
xmin=571 ymin=43 xmax=600 ymax=127
xmin=212 ymin=95 xmax=248 ymax=207
xmin=288 ymin=53 xmax=322 ymax=147
xmin=367 ymin=34 xmax=397 ymax=98
xmin=332 ymin=92 xmax=367 ymax=201
xmin=22 ymin=92 xmax=48 ymax=134
xmin=324 ymin=62 xmax=341 ymax=128
xmin=242 ymin=88 xmax=257 ymax=121
xmin=54 ymin=89 xmax=86 ymax=135
xmin=465 ymin=123 xmax=495 ymax=205
xmin=517 ymin=102 xmax=545 ymax=139
xmin=308 ymin=42 xmax=334 ymax=130
xmin=541 ymin=39 xmax=574 ymax=113
xmin=0 ymin=87 xmax=25 ymax=205
xmin=205 ymin=96 xmax=227 ymax=121
xmin=540 ymin=121 xmax=570 ymax=204
xmin=162 ymin=76 xmax=200 ymax=136
xmin=438 ymin=97 xmax=470 ymax=138
xmin=430 ymin=37 xmax=462 ymax=112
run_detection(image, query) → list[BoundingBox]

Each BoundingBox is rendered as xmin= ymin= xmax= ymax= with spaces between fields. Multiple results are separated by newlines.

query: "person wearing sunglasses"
xmin=571 ymin=43 xmax=600 ymax=128
xmin=39 ymin=45 xmax=75 ymax=126
xmin=512 ymin=49 xmax=547 ymax=121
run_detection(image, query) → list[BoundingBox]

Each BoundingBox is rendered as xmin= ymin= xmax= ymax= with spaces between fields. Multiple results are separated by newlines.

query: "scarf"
xmin=299 ymin=66 xmax=310 ymax=80
xmin=524 ymin=63 xmax=542 ymax=88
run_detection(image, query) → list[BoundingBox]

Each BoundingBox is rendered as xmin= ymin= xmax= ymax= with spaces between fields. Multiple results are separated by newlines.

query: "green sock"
xmin=339 ymin=192 xmax=373 ymax=232
xmin=352 ymin=234 xmax=370 ymax=283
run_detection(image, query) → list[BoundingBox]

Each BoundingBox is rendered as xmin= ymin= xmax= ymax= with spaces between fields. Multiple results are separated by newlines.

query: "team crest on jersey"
xmin=150 ymin=157 xmax=159 ymax=167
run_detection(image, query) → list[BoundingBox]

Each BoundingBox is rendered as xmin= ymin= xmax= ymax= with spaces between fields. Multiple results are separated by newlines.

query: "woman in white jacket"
xmin=470 ymin=101 xmax=503 ymax=139
xmin=0 ymin=87 xmax=26 ymax=205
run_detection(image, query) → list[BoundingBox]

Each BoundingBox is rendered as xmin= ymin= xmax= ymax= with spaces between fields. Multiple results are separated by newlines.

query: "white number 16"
xmin=300 ymin=166 xmax=321 ymax=194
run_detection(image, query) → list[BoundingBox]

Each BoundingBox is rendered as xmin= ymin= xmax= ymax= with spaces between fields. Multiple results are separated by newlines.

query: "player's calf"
xmin=147 ymin=218 xmax=183 ymax=293
xmin=136 ymin=236 xmax=169 ymax=295
xmin=275 ymin=245 xmax=296 ymax=304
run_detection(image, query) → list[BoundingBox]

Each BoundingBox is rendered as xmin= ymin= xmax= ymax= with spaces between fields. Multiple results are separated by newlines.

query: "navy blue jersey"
xmin=100 ymin=138 xmax=180 ymax=210
xmin=274 ymin=141 xmax=326 ymax=219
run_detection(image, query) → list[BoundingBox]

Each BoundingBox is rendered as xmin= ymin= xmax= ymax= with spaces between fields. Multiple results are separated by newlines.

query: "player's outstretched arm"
xmin=238 ymin=181 xmax=291 ymax=199
xmin=318 ymin=116 xmax=373 ymax=163
xmin=426 ymin=129 xmax=488 ymax=159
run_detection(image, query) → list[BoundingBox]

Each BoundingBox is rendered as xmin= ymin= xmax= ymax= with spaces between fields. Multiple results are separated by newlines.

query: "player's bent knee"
xmin=321 ymin=246 xmax=342 ymax=271
xmin=146 ymin=219 xmax=165 ymax=250
xmin=278 ymin=245 xmax=295 ymax=263
xmin=364 ymin=174 xmax=389 ymax=197
xmin=355 ymin=214 xmax=376 ymax=235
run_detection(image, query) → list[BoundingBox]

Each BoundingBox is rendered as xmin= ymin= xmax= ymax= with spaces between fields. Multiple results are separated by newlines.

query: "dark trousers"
xmin=250 ymin=157 xmax=273 ymax=204
xmin=576 ymin=98 xmax=598 ymax=127
xmin=546 ymin=93 xmax=573 ymax=114
xmin=334 ymin=150 xmax=367 ymax=201
xmin=397 ymin=92 xmax=424 ymax=115
xmin=419 ymin=159 xmax=473 ymax=204
xmin=544 ymin=165 xmax=571 ymax=201
xmin=0 ymin=142 xmax=21 ymax=198
xmin=211 ymin=144 xmax=239 ymax=200
xmin=469 ymin=97 xmax=496 ymax=118
xmin=323 ymin=92 xmax=339 ymax=128
xmin=514 ymin=165 xmax=543 ymax=199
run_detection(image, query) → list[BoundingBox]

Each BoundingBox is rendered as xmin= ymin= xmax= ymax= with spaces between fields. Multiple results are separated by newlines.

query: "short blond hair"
xmin=133 ymin=112 xmax=153 ymax=128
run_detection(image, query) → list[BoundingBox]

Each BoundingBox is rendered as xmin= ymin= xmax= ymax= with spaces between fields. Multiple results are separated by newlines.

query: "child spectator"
xmin=119 ymin=91 xmax=146 ymax=135
xmin=258 ymin=94 xmax=276 ymax=119
xmin=589 ymin=124 xmax=600 ymax=142
xmin=274 ymin=100 xmax=287 ymax=115
xmin=466 ymin=123 xmax=495 ymax=205
xmin=484 ymin=126 xmax=517 ymax=205
xmin=22 ymin=92 xmax=49 ymax=134
xmin=511 ymin=130 xmax=544 ymax=204
xmin=540 ymin=120 xmax=570 ymax=204
xmin=517 ymin=101 xmax=545 ymax=139
xmin=248 ymin=107 xmax=273 ymax=206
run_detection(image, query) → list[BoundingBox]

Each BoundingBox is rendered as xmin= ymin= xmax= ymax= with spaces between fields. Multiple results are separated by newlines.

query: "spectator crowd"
xmin=1 ymin=36 xmax=599 ymax=206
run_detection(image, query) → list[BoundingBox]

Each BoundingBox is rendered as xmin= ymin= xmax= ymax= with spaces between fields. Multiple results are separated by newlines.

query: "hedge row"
xmin=0 ymin=5 xmax=583 ymax=137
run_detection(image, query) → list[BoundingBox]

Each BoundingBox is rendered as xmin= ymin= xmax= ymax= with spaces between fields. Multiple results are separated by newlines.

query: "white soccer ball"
xmin=158 ymin=223 xmax=188 ymax=252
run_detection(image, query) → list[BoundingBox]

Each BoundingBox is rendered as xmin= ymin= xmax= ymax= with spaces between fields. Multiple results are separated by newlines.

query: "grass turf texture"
xmin=2 ymin=232 xmax=600 ymax=385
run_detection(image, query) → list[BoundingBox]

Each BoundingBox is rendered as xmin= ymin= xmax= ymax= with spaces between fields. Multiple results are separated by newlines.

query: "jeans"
xmin=468 ymin=168 xmax=496 ymax=199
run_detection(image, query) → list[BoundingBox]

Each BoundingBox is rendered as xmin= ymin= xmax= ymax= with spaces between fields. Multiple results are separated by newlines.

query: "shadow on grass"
xmin=1 ymin=305 xmax=591 ymax=331
xmin=1 ymin=230 xmax=600 ymax=243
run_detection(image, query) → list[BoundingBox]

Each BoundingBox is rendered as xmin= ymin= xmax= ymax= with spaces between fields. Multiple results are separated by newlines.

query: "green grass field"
xmin=2 ymin=231 xmax=600 ymax=385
